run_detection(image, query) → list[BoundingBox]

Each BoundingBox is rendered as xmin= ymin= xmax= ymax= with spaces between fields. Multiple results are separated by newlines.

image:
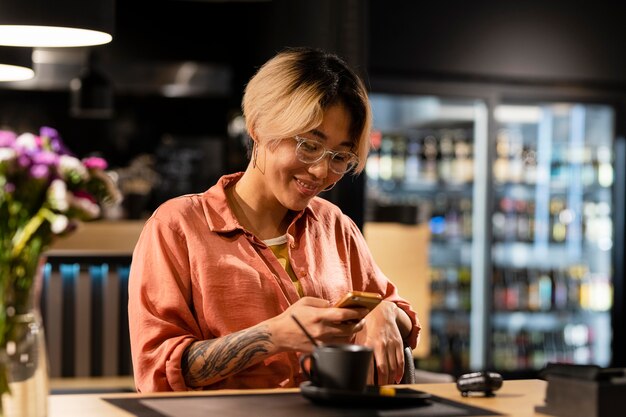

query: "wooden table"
xmin=49 ymin=379 xmax=552 ymax=417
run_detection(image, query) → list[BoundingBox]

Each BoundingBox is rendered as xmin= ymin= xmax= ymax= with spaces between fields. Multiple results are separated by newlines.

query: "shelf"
xmin=367 ymin=180 xmax=473 ymax=198
xmin=45 ymin=220 xmax=144 ymax=257
xmin=430 ymin=308 xmax=472 ymax=315
xmin=494 ymin=182 xmax=612 ymax=199
xmin=429 ymin=241 xmax=473 ymax=267
xmin=492 ymin=241 xmax=611 ymax=270
xmin=491 ymin=310 xmax=611 ymax=330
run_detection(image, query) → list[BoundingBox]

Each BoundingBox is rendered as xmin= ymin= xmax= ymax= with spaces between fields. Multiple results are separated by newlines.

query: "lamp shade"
xmin=0 ymin=46 xmax=34 ymax=81
xmin=0 ymin=0 xmax=114 ymax=47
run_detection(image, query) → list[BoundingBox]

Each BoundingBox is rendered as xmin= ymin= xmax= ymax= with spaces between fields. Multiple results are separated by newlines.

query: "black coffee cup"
xmin=299 ymin=343 xmax=373 ymax=392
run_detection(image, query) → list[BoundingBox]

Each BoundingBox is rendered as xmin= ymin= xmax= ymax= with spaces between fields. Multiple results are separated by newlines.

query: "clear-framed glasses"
xmin=293 ymin=135 xmax=359 ymax=175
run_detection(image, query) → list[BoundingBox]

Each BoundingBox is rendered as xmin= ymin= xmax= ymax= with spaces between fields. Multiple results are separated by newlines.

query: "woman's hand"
xmin=268 ymin=296 xmax=369 ymax=352
xmin=354 ymin=300 xmax=406 ymax=385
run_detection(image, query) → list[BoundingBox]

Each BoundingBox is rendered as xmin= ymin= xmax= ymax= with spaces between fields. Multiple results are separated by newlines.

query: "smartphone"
xmin=333 ymin=291 xmax=383 ymax=310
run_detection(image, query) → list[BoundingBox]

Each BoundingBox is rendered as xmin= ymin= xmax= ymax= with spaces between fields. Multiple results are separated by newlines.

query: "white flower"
xmin=50 ymin=213 xmax=69 ymax=234
xmin=70 ymin=195 xmax=101 ymax=219
xmin=15 ymin=133 xmax=37 ymax=150
xmin=92 ymin=169 xmax=123 ymax=204
xmin=47 ymin=179 xmax=70 ymax=212
xmin=58 ymin=154 xmax=88 ymax=182
xmin=0 ymin=147 xmax=16 ymax=162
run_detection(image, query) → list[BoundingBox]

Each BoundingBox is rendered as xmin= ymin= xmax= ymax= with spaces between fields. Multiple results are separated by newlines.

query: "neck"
xmin=228 ymin=173 xmax=291 ymax=240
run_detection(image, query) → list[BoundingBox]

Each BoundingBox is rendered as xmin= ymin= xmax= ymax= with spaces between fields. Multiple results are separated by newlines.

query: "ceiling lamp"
xmin=0 ymin=46 xmax=34 ymax=82
xmin=0 ymin=0 xmax=114 ymax=48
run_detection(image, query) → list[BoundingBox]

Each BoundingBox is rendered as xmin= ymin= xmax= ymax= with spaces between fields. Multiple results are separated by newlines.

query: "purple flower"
xmin=40 ymin=126 xmax=71 ymax=155
xmin=82 ymin=156 xmax=108 ymax=171
xmin=30 ymin=164 xmax=50 ymax=179
xmin=0 ymin=130 xmax=16 ymax=147
xmin=40 ymin=126 xmax=59 ymax=140
xmin=3 ymin=126 xmax=120 ymax=265
xmin=3 ymin=182 xmax=15 ymax=193
xmin=32 ymin=150 xmax=58 ymax=166
xmin=17 ymin=154 xmax=31 ymax=168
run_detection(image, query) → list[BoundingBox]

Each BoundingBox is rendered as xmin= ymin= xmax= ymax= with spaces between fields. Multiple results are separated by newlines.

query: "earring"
xmin=322 ymin=182 xmax=337 ymax=192
xmin=252 ymin=142 xmax=258 ymax=168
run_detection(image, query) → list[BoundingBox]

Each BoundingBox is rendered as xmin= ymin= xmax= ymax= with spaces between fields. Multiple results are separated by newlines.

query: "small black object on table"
xmin=456 ymin=371 xmax=503 ymax=397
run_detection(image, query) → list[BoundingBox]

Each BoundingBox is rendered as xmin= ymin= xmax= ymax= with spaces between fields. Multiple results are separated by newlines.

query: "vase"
xmin=0 ymin=258 xmax=49 ymax=417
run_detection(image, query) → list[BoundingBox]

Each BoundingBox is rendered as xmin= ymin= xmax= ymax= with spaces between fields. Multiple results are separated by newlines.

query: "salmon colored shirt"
xmin=128 ymin=172 xmax=421 ymax=392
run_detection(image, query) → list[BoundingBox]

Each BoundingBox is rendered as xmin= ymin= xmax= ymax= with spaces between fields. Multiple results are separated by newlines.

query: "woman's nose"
xmin=307 ymin=155 xmax=331 ymax=178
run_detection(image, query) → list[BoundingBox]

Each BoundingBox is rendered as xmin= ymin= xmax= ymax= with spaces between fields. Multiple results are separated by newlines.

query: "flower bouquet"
xmin=0 ymin=126 xmax=121 ymax=412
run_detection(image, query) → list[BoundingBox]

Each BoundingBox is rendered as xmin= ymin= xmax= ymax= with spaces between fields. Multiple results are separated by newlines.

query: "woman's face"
xmin=258 ymin=103 xmax=354 ymax=212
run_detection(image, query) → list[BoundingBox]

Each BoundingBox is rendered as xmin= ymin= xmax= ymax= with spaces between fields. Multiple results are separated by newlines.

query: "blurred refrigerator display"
xmin=365 ymin=93 xmax=621 ymax=377
xmin=365 ymin=94 xmax=488 ymax=375
xmin=490 ymin=103 xmax=614 ymax=375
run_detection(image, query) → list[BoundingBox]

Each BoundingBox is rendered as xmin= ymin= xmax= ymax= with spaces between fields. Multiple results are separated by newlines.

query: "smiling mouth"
xmin=295 ymin=178 xmax=320 ymax=193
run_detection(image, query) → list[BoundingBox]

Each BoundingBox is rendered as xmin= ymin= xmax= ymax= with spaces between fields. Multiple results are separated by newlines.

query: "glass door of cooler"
xmin=491 ymin=103 xmax=614 ymax=376
xmin=365 ymin=94 xmax=488 ymax=376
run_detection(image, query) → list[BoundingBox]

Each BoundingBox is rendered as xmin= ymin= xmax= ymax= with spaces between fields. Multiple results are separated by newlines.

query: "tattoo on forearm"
xmin=182 ymin=326 xmax=273 ymax=386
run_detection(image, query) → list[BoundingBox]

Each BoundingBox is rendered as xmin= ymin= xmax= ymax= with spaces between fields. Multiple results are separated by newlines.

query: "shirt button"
xmin=300 ymin=270 xmax=307 ymax=278
xmin=290 ymin=243 xmax=296 ymax=249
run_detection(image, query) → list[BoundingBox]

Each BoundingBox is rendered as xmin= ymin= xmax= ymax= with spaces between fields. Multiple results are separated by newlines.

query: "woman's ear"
xmin=248 ymin=126 xmax=258 ymax=143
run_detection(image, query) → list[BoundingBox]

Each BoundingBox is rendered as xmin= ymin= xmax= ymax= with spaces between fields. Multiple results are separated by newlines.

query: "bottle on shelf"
xmin=492 ymin=268 xmax=506 ymax=311
xmin=438 ymin=130 xmax=454 ymax=183
xmin=404 ymin=134 xmax=421 ymax=186
xmin=494 ymin=129 xmax=510 ymax=184
xmin=391 ymin=135 xmax=406 ymax=182
xmin=596 ymin=145 xmax=613 ymax=188
xmin=378 ymin=134 xmax=394 ymax=182
xmin=365 ymin=130 xmax=382 ymax=183
xmin=507 ymin=128 xmax=525 ymax=184
xmin=515 ymin=199 xmax=531 ymax=242
xmin=537 ymin=270 xmax=553 ymax=311
xmin=459 ymin=198 xmax=473 ymax=240
xmin=453 ymin=130 xmax=474 ymax=184
xmin=549 ymin=197 xmax=567 ymax=243
xmin=552 ymin=268 xmax=568 ymax=310
xmin=444 ymin=266 xmax=460 ymax=310
xmin=422 ymin=134 xmax=439 ymax=184
xmin=458 ymin=266 xmax=472 ymax=311
xmin=429 ymin=267 xmax=445 ymax=308
xmin=522 ymin=146 xmax=538 ymax=185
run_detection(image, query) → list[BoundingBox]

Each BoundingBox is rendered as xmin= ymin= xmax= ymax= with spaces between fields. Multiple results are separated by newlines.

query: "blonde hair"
xmin=242 ymin=47 xmax=372 ymax=174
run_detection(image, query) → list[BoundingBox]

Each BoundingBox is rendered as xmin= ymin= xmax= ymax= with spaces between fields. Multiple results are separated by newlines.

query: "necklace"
xmin=226 ymin=185 xmax=292 ymax=240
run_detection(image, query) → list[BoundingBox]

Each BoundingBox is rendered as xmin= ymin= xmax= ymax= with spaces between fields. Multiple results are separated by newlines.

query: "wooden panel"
xmin=363 ymin=222 xmax=431 ymax=358
xmin=44 ymin=267 xmax=64 ymax=378
xmin=75 ymin=271 xmax=92 ymax=377
xmin=46 ymin=220 xmax=144 ymax=256
xmin=102 ymin=270 xmax=120 ymax=377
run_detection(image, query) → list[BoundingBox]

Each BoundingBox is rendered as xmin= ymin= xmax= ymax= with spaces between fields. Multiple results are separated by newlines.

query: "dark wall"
xmin=110 ymin=0 xmax=272 ymax=97
xmin=369 ymin=0 xmax=626 ymax=87
xmin=263 ymin=0 xmax=369 ymax=229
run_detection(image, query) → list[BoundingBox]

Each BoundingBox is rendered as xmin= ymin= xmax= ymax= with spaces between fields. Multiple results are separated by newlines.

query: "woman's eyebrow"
xmin=309 ymin=128 xmax=327 ymax=140
xmin=310 ymin=128 xmax=353 ymax=148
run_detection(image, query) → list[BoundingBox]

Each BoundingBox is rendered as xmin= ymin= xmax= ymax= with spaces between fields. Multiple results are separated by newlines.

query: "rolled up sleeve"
xmin=128 ymin=215 xmax=202 ymax=392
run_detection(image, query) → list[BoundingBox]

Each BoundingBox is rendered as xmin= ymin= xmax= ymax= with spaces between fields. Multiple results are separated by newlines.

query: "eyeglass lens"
xmin=295 ymin=137 xmax=357 ymax=174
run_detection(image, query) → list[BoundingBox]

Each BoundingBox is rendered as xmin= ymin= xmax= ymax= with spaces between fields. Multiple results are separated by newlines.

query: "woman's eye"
xmin=333 ymin=153 xmax=349 ymax=162
xmin=301 ymin=141 xmax=321 ymax=153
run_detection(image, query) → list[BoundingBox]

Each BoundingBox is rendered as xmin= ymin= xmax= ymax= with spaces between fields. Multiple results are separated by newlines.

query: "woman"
xmin=128 ymin=47 xmax=421 ymax=392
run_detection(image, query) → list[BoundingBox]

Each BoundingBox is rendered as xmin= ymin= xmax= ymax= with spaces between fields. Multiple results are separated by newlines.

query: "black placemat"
xmin=105 ymin=392 xmax=502 ymax=417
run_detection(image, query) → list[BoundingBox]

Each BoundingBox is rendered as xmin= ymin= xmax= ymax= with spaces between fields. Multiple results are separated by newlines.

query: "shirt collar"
xmin=202 ymin=172 xmax=317 ymax=234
